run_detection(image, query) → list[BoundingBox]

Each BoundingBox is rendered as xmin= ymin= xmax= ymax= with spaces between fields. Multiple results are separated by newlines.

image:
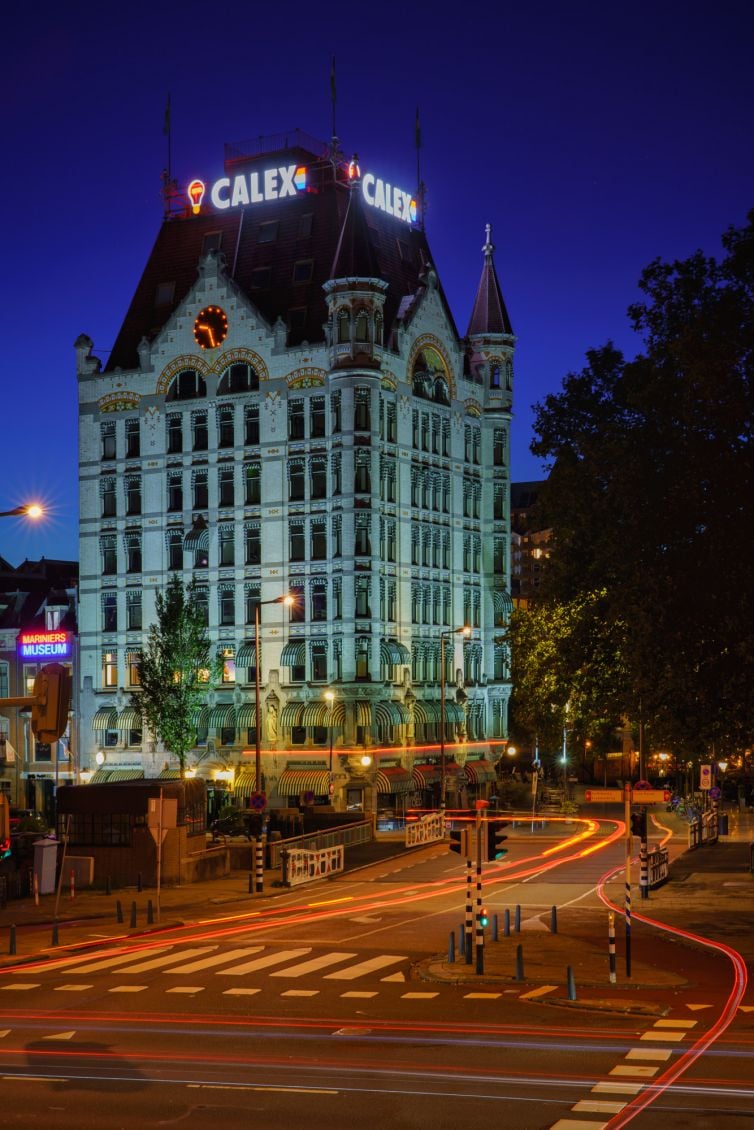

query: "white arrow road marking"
xmin=44 ymin=1032 xmax=76 ymax=1040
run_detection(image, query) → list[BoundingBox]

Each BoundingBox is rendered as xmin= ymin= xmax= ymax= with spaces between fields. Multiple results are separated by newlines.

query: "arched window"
xmin=337 ymin=308 xmax=350 ymax=343
xmin=374 ymin=310 xmax=383 ymax=346
xmin=166 ymin=369 xmax=206 ymax=402
xmin=354 ymin=310 xmax=369 ymax=343
xmin=218 ymin=363 xmax=259 ymax=394
xmin=490 ymin=364 xmax=501 ymax=389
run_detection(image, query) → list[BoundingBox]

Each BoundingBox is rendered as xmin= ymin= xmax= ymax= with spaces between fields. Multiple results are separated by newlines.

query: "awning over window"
xmin=464 ymin=759 xmax=497 ymax=784
xmin=88 ymin=768 xmax=112 ymax=783
xmin=412 ymin=700 xmax=439 ymax=725
xmin=235 ymin=641 xmax=257 ymax=666
xmin=106 ymin=769 xmax=145 ymax=781
xmin=236 ymin=703 xmax=257 ymax=728
xmin=493 ymin=588 xmax=514 ymax=620
xmin=380 ymin=639 xmax=411 ymax=666
xmin=374 ymin=766 xmax=413 ymax=794
xmin=233 ymin=770 xmax=258 ymax=799
xmin=92 ymin=707 xmax=117 ymax=731
xmin=280 ymin=702 xmax=304 ymax=728
xmin=276 ymin=766 xmax=331 ymax=798
xmin=411 ymin=762 xmax=442 ymax=788
xmin=354 ymin=700 xmax=372 ymax=726
xmin=184 ymin=516 xmax=209 ymax=551
xmin=373 ymin=700 xmax=405 ymax=727
xmin=209 ymin=704 xmax=236 ymax=729
xmin=302 ymin=701 xmax=330 ymax=727
xmin=159 ymin=768 xmax=181 ymax=779
xmin=193 ymin=705 xmax=210 ymax=729
xmin=442 ymin=701 xmax=466 ymax=724
xmin=117 ymin=708 xmax=142 ymax=731
xmin=280 ymin=641 xmax=306 ymax=666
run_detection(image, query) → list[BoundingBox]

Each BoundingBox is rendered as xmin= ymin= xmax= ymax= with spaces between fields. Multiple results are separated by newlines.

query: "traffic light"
xmin=449 ymin=827 xmax=472 ymax=856
xmin=630 ymin=808 xmax=647 ymax=838
xmin=32 ymin=663 xmax=72 ymax=744
xmin=479 ymin=906 xmax=489 ymax=928
xmin=487 ymin=819 xmax=509 ymax=860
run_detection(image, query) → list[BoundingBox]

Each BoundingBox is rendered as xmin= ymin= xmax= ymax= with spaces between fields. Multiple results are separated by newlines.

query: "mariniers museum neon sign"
xmin=17 ymin=630 xmax=72 ymax=660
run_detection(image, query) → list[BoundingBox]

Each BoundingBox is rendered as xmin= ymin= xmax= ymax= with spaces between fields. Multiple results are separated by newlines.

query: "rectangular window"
xmin=167 ymin=414 xmax=183 ymax=453
xmin=288 ymin=400 xmax=305 ymax=440
xmin=289 ymin=585 xmax=306 ymax=624
xmin=245 ymin=404 xmax=260 ymax=446
xmin=331 ymin=391 xmax=341 ymax=434
xmin=125 ymin=476 xmax=141 ymax=516
xmin=310 ymin=458 xmax=327 ymax=499
xmin=292 ymin=259 xmax=314 ymax=284
xmin=194 ymin=587 xmax=209 ymax=626
xmin=355 ymin=637 xmax=370 ymax=680
xmin=219 ymin=526 xmax=235 ymax=567
xmin=288 ymin=461 xmax=305 ymax=502
xmin=101 ymin=421 xmax=116 ymax=461
xmin=245 ymin=463 xmax=261 ymax=505
xmin=220 ymin=647 xmax=236 ymax=683
xmin=126 ymin=590 xmax=142 ymax=631
xmin=311 ymin=586 xmax=328 ymax=621
xmin=102 ymin=650 xmax=117 ymax=688
xmin=257 ymin=220 xmax=279 ymax=243
xmin=354 ymin=388 xmax=371 ymax=431
xmin=101 ymin=478 xmax=116 ymax=518
xmin=355 ymin=514 xmax=371 ymax=556
xmin=167 ymin=471 xmax=183 ymax=512
xmin=101 ymin=536 xmax=116 ymax=575
xmin=355 ymin=576 xmax=371 ymax=618
xmin=193 ymin=413 xmax=208 ymax=451
xmin=245 ymin=583 xmax=260 ymax=627
xmin=310 ymin=518 xmax=327 ymax=559
xmin=218 ymin=466 xmax=235 ymax=508
xmin=102 ymin=592 xmax=117 ymax=633
xmin=0 ymin=661 xmax=8 ymax=698
xmin=493 ymin=428 xmax=505 ymax=466
xmin=298 ymin=212 xmax=314 ymax=238
xmin=219 ymin=588 xmax=235 ymax=626
xmin=126 ymin=651 xmax=141 ymax=687
xmin=310 ymin=397 xmax=326 ymax=438
xmin=245 ymin=524 xmax=260 ymax=565
xmin=125 ymin=535 xmax=142 ymax=574
xmin=167 ymin=531 xmax=182 ymax=570
xmin=290 ymin=521 xmax=305 ymax=561
xmin=125 ymin=418 xmax=140 ymax=458
xmin=217 ymin=407 xmax=234 ymax=448
xmin=311 ymin=642 xmax=327 ymax=682
xmin=193 ymin=471 xmax=208 ymax=510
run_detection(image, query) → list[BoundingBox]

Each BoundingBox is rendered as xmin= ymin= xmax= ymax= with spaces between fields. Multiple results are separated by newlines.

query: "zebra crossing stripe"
xmin=270 ymin=952 xmax=357 ymax=978
xmin=105 ymin=947 xmax=217 ymax=974
xmin=55 ymin=947 xmax=175 ymax=975
xmin=218 ymin=948 xmax=311 ymax=975
xmin=165 ymin=948 xmax=264 ymax=974
xmin=324 ymin=955 xmax=406 ymax=980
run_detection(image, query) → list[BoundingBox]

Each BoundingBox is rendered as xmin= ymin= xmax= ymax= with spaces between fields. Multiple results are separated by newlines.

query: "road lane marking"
xmin=1 ymin=984 xmax=39 ymax=991
xmin=625 ymin=1049 xmax=672 ymax=1061
xmin=270 ymin=952 xmax=356 ymax=978
xmin=640 ymin=1031 xmax=687 ymax=1042
xmin=685 ymin=1004 xmax=712 ymax=1011
xmin=111 ymin=947 xmax=217 ymax=973
xmin=280 ymin=990 xmax=319 ymax=997
xmin=222 ymin=988 xmax=261 ymax=996
xmin=0 ymin=1031 xmax=10 ymax=1038
xmin=551 ymin=1120 xmax=610 ymax=1129
xmin=573 ymin=1100 xmax=625 ymax=1114
xmin=109 ymin=985 xmax=148 ymax=993
xmin=591 ymin=1083 xmax=643 ymax=1094
xmin=43 ymin=1032 xmax=76 ymax=1041
xmin=654 ymin=1019 xmax=697 ymax=1028
xmin=307 ymin=897 xmax=354 ymax=907
xmin=519 ymin=984 xmax=558 ymax=999
xmin=165 ymin=947 xmax=264 ymax=973
xmin=325 ymin=955 xmax=406 ymax=980
xmin=54 ymin=985 xmax=92 ymax=992
xmin=464 ymin=992 xmax=501 ymax=999
xmin=340 ymin=991 xmax=378 ymax=998
xmin=219 ymin=948 xmax=311 ymax=975
xmin=401 ymin=992 xmax=438 ymax=999
xmin=380 ymin=972 xmax=405 ymax=982
xmin=56 ymin=947 xmax=174 ymax=974
xmin=166 ymin=986 xmax=204 ymax=994
xmin=610 ymin=1065 xmax=659 ymax=1077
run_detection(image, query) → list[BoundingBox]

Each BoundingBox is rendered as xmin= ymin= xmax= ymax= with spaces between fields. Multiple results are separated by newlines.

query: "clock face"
xmin=193 ymin=305 xmax=228 ymax=350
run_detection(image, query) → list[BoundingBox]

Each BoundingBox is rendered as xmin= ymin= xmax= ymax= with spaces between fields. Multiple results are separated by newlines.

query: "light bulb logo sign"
xmin=187 ymin=179 xmax=206 ymax=214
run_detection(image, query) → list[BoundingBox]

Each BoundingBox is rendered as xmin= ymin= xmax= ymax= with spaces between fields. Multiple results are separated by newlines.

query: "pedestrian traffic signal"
xmin=487 ymin=819 xmax=509 ymax=860
xmin=479 ymin=907 xmax=489 ymax=928
xmin=630 ymin=808 xmax=647 ymax=838
xmin=31 ymin=663 xmax=72 ymax=744
xmin=449 ymin=827 xmax=472 ymax=856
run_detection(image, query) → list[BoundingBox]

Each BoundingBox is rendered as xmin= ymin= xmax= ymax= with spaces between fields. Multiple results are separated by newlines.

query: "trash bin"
xmin=33 ymin=837 xmax=59 ymax=895
xmin=717 ymin=814 xmax=729 ymax=836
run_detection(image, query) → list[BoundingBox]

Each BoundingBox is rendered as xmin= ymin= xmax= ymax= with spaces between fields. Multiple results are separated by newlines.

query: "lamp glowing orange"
xmin=187 ymin=179 xmax=206 ymax=214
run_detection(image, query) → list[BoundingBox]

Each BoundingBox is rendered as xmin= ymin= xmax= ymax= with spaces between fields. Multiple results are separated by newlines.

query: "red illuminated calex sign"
xmin=17 ymin=630 xmax=72 ymax=660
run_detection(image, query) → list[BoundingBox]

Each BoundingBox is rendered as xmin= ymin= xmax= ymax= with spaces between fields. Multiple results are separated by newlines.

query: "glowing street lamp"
xmin=0 ymin=503 xmax=44 ymax=520
xmin=254 ymin=593 xmax=295 ymax=795
xmin=439 ymin=625 xmax=471 ymax=808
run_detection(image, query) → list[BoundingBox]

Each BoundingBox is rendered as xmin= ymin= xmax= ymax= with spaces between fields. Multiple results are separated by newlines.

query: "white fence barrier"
xmin=647 ymin=846 xmax=669 ymax=887
xmin=281 ymin=845 xmax=344 ymax=887
xmin=405 ymin=811 xmax=446 ymax=847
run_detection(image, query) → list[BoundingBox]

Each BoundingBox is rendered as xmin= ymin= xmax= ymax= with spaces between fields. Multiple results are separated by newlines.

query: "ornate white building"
xmin=76 ymin=131 xmax=515 ymax=812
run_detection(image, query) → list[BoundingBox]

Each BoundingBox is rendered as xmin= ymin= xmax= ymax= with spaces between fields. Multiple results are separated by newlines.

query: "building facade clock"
xmin=193 ymin=305 xmax=228 ymax=349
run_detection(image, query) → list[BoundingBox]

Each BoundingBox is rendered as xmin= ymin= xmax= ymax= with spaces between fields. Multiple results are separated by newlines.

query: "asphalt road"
xmin=1 ymin=820 xmax=752 ymax=1128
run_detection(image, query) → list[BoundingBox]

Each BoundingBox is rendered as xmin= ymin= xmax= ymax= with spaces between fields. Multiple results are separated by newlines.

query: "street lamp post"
xmin=439 ymin=625 xmax=471 ymax=809
xmin=254 ymin=594 xmax=294 ymax=798
xmin=324 ymin=690 xmax=335 ymax=782
xmin=0 ymin=503 xmax=44 ymax=520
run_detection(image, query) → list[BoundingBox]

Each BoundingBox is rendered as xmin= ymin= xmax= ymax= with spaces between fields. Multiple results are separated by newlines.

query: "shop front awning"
xmin=159 ymin=768 xmax=181 ymax=779
xmin=233 ymin=770 xmax=258 ymax=799
xmin=209 ymin=704 xmax=236 ymax=729
xmin=280 ymin=641 xmax=306 ymax=667
xmin=92 ymin=707 xmax=117 ymax=731
xmin=234 ymin=641 xmax=257 ymax=667
xmin=88 ymin=768 xmax=112 ymax=783
xmin=302 ymin=701 xmax=331 ymax=727
xmin=412 ymin=700 xmax=439 ymax=725
xmin=375 ymin=766 xmax=413 ymax=794
xmin=493 ymin=588 xmax=514 ymax=621
xmin=373 ymin=700 xmax=405 ymax=727
xmin=117 ymin=708 xmax=142 ymax=731
xmin=184 ymin=516 xmax=209 ymax=551
xmin=193 ymin=705 xmax=210 ymax=729
xmin=354 ymin=700 xmax=372 ymax=727
xmin=236 ymin=703 xmax=257 ymax=728
xmin=442 ymin=701 xmax=465 ymax=724
xmin=380 ymin=639 xmax=411 ymax=666
xmin=464 ymin=759 xmax=497 ymax=784
xmin=106 ymin=769 xmax=145 ymax=781
xmin=276 ymin=766 xmax=331 ymax=798
xmin=411 ymin=762 xmax=442 ymax=788
xmin=280 ymin=702 xmax=305 ymax=728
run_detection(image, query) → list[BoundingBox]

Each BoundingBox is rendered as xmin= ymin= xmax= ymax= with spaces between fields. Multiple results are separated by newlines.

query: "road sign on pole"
xmin=249 ymin=791 xmax=267 ymax=812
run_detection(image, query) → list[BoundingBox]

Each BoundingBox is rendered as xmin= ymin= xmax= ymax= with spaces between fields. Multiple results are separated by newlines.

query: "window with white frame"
xmin=102 ymin=650 xmax=117 ymax=688
xmin=101 ymin=534 xmax=116 ymax=575
xmin=124 ymin=531 xmax=142 ymax=574
xmin=126 ymin=590 xmax=142 ymax=631
xmin=100 ymin=420 xmax=116 ymax=461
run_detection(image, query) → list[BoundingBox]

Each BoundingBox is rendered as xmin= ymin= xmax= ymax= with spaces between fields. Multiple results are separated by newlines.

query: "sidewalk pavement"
xmin=1 ymin=815 xmax=752 ymax=1010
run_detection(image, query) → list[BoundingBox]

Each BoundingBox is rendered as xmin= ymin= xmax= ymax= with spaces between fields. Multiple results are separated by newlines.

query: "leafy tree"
xmin=528 ymin=209 xmax=754 ymax=757
xmin=131 ymin=577 xmax=219 ymax=776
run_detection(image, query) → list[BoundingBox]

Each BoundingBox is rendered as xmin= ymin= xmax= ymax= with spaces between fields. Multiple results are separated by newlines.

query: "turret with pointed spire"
xmin=466 ymin=223 xmax=515 ymax=403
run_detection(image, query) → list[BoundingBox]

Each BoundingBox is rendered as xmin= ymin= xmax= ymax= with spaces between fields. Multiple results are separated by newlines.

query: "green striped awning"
xmin=193 ymin=705 xmax=210 ymax=729
xmin=233 ymin=770 xmax=258 ymax=798
xmin=209 ymin=704 xmax=236 ymax=729
xmin=374 ymin=766 xmax=413 ymax=794
xmin=106 ymin=769 xmax=145 ymax=781
xmin=465 ymin=759 xmax=497 ymax=784
xmin=302 ymin=701 xmax=330 ymax=727
xmin=235 ymin=641 xmax=257 ymax=666
xmin=413 ymin=700 xmax=440 ymax=725
xmin=380 ymin=639 xmax=411 ymax=666
xmin=159 ymin=768 xmax=181 ymax=779
xmin=493 ymin=589 xmax=514 ymax=620
xmin=117 ymin=708 xmax=142 ymax=731
xmin=184 ymin=516 xmax=209 ymax=551
xmin=236 ymin=703 xmax=257 ymax=728
xmin=442 ymin=701 xmax=466 ymax=724
xmin=280 ymin=641 xmax=306 ymax=666
xmin=92 ymin=707 xmax=117 ymax=731
xmin=280 ymin=702 xmax=304 ymax=728
xmin=374 ymin=700 xmax=404 ymax=727
xmin=354 ymin=700 xmax=372 ymax=726
xmin=276 ymin=766 xmax=330 ymax=798
xmin=88 ymin=768 xmax=112 ymax=783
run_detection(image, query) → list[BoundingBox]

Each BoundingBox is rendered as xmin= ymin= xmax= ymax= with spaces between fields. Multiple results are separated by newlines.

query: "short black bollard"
xmin=567 ymin=965 xmax=577 ymax=1000
xmin=137 ymin=873 xmax=143 ymax=893
xmin=492 ymin=913 xmax=499 ymax=942
xmin=147 ymin=899 xmax=154 ymax=925
xmin=9 ymin=924 xmax=16 ymax=955
xmin=515 ymin=904 xmax=521 ymax=933
xmin=116 ymin=899 xmax=123 ymax=924
xmin=504 ymin=908 xmax=510 ymax=937
xmin=515 ymin=943 xmax=524 ymax=981
xmin=551 ymin=905 xmax=558 ymax=934
xmin=51 ymin=921 xmax=59 ymax=947
xmin=130 ymin=900 xmax=137 ymax=929
xmin=448 ymin=932 xmax=456 ymax=963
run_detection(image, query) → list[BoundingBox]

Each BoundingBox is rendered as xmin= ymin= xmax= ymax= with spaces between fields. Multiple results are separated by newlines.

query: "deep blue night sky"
xmin=3 ymin=0 xmax=752 ymax=564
